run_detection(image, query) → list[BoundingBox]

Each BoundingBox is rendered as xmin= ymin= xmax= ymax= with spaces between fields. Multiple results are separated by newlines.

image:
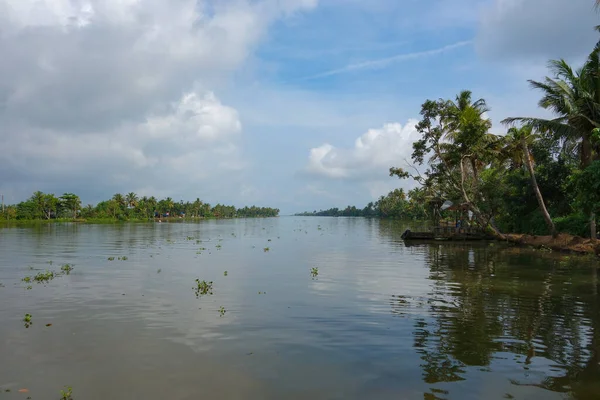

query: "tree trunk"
xmin=458 ymin=156 xmax=506 ymax=239
xmin=522 ymin=138 xmax=557 ymax=238
xmin=591 ymin=211 xmax=597 ymax=243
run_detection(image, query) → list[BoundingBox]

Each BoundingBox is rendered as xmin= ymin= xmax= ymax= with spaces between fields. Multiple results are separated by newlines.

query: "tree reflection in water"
xmin=380 ymin=221 xmax=599 ymax=399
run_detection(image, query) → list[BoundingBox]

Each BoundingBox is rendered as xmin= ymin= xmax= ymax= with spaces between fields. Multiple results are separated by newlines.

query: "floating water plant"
xmin=23 ymin=313 xmax=32 ymax=328
xmin=311 ymin=267 xmax=319 ymax=279
xmin=263 ymin=247 xmax=270 ymax=252
xmin=215 ymin=244 xmax=222 ymax=249
xmin=60 ymin=264 xmax=74 ymax=275
xmin=60 ymin=386 xmax=73 ymax=400
xmin=157 ymin=269 xmax=162 ymax=274
xmin=34 ymin=271 xmax=55 ymax=283
xmin=22 ymin=276 xmax=32 ymax=283
xmin=194 ymin=279 xmax=213 ymax=297
xmin=107 ymin=257 xmax=115 ymax=261
xmin=224 ymin=271 xmax=228 ymax=276
xmin=218 ymin=306 xmax=226 ymax=317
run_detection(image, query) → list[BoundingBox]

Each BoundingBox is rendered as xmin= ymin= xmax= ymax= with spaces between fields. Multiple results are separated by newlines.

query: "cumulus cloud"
xmin=0 ymin=0 xmax=317 ymax=203
xmin=305 ymin=120 xmax=421 ymax=180
xmin=476 ymin=0 xmax=598 ymax=62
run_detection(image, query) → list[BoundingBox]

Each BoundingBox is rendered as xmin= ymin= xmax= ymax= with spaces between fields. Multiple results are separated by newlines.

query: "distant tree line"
xmin=0 ymin=191 xmax=279 ymax=221
xmin=295 ymin=188 xmax=429 ymax=219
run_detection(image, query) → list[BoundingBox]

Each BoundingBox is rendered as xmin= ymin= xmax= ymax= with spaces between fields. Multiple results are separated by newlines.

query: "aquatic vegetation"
xmin=258 ymin=291 xmax=266 ymax=295
xmin=60 ymin=264 xmax=74 ymax=275
xmin=22 ymin=276 xmax=32 ymax=283
xmin=263 ymin=247 xmax=270 ymax=252
xmin=23 ymin=313 xmax=32 ymax=328
xmin=196 ymin=239 xmax=201 ymax=244
xmin=187 ymin=236 xmax=195 ymax=241
xmin=267 ymin=239 xmax=272 ymax=242
xmin=311 ymin=267 xmax=319 ymax=279
xmin=157 ymin=269 xmax=162 ymax=274
xmin=34 ymin=270 xmax=55 ymax=283
xmin=0 ymin=282 xmax=4 ymax=288
xmin=219 ymin=306 xmax=226 ymax=316
xmin=194 ymin=279 xmax=214 ymax=297
xmin=60 ymin=386 xmax=73 ymax=400
xmin=224 ymin=271 xmax=228 ymax=276
xmin=215 ymin=244 xmax=222 ymax=249
xmin=107 ymin=257 xmax=115 ymax=261
xmin=26 ymin=285 xmax=32 ymax=290
xmin=117 ymin=256 xmax=128 ymax=261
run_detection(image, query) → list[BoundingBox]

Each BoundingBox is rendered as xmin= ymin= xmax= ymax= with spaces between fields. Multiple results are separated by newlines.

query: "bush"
xmin=553 ymin=213 xmax=590 ymax=238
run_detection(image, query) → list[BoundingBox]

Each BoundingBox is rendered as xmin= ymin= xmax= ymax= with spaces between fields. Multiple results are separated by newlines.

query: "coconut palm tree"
xmin=502 ymin=126 xmax=557 ymax=237
xmin=503 ymin=42 xmax=600 ymax=240
xmin=126 ymin=192 xmax=138 ymax=209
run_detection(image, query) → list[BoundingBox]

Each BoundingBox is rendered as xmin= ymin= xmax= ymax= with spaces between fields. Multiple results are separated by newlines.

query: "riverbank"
xmin=504 ymin=233 xmax=600 ymax=256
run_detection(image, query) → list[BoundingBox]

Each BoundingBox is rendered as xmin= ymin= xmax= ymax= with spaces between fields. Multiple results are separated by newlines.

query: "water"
xmin=0 ymin=217 xmax=598 ymax=400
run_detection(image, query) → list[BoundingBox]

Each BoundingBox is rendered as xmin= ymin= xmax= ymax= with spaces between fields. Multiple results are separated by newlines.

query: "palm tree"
xmin=502 ymin=126 xmax=558 ymax=237
xmin=125 ymin=192 xmax=138 ymax=208
xmin=503 ymin=43 xmax=600 ymax=240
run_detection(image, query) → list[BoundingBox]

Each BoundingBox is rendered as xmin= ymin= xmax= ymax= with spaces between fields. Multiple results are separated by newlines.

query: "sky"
xmin=0 ymin=0 xmax=598 ymax=214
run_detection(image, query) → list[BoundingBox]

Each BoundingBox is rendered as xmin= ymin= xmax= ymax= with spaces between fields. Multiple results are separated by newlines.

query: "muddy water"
xmin=0 ymin=217 xmax=598 ymax=399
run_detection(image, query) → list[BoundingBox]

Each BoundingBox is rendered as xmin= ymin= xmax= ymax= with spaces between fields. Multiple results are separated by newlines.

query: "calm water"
xmin=0 ymin=217 xmax=599 ymax=400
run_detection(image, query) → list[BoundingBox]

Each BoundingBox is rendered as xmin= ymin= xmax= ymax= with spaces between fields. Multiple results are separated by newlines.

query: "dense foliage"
xmin=0 ymin=191 xmax=279 ymax=221
xmin=299 ymin=26 xmax=600 ymax=240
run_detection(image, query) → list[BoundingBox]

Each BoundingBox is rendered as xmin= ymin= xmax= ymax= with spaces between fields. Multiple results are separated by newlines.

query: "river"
xmin=0 ymin=217 xmax=598 ymax=399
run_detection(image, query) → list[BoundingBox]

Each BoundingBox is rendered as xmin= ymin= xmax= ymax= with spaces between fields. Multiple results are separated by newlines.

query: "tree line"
xmin=300 ymin=21 xmax=600 ymax=241
xmin=0 ymin=191 xmax=279 ymax=221
xmin=295 ymin=188 xmax=428 ymax=219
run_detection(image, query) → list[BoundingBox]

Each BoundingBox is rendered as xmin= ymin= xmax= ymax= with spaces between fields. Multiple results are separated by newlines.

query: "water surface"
xmin=0 ymin=217 xmax=598 ymax=399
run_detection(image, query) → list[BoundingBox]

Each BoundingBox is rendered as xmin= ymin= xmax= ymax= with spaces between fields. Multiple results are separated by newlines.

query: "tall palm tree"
xmin=126 ymin=192 xmax=138 ymax=208
xmin=502 ymin=126 xmax=557 ymax=237
xmin=503 ymin=43 xmax=600 ymax=240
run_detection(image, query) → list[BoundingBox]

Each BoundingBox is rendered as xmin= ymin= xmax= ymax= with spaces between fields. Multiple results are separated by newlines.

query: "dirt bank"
xmin=504 ymin=233 xmax=600 ymax=256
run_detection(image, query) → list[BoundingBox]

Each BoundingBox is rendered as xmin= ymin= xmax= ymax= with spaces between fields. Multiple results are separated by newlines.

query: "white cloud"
xmin=476 ymin=0 xmax=598 ymax=62
xmin=305 ymin=120 xmax=421 ymax=180
xmin=0 ymin=0 xmax=318 ymax=204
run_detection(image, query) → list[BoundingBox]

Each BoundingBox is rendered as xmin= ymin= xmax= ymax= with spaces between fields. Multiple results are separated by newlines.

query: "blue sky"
xmin=0 ymin=0 xmax=598 ymax=213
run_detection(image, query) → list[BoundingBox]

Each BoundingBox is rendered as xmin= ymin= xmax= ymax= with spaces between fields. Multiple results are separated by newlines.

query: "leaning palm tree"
xmin=503 ymin=42 xmax=600 ymax=240
xmin=502 ymin=126 xmax=558 ymax=237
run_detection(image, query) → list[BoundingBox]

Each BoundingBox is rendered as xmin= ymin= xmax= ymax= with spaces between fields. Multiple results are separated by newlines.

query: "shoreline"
xmin=503 ymin=233 xmax=600 ymax=256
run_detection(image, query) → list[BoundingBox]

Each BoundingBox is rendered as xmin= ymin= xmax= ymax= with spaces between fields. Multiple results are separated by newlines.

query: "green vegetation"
xmin=60 ymin=386 xmax=73 ymax=400
xmin=311 ymin=267 xmax=319 ymax=279
xmin=33 ymin=271 xmax=56 ymax=283
xmin=23 ymin=313 xmax=32 ymax=328
xmin=295 ymin=188 xmax=427 ymax=220
xmin=224 ymin=271 xmax=228 ymax=276
xmin=263 ymin=247 xmax=270 ymax=252
xmin=0 ymin=192 xmax=279 ymax=222
xmin=60 ymin=264 xmax=74 ymax=275
xmin=218 ymin=306 xmax=226 ymax=317
xmin=194 ymin=279 xmax=213 ymax=298
xmin=297 ymin=30 xmax=600 ymax=241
